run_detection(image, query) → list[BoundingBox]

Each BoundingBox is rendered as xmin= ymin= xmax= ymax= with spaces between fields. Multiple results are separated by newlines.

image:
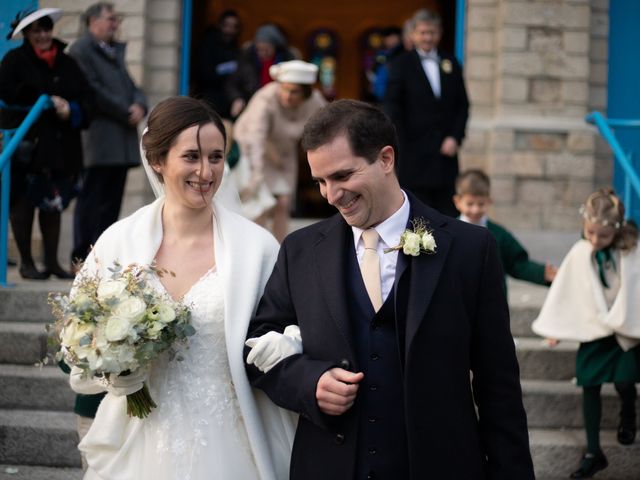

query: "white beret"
xmin=269 ymin=60 xmax=318 ymax=85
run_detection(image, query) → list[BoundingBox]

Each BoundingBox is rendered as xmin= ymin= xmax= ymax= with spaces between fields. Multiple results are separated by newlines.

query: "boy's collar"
xmin=458 ymin=214 xmax=488 ymax=227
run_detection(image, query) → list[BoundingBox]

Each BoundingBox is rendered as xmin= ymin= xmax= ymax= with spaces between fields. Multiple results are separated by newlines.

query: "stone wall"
xmin=462 ymin=0 xmax=610 ymax=231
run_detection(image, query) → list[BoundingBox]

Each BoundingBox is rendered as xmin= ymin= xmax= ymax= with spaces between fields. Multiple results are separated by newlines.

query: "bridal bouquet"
xmin=48 ymin=261 xmax=194 ymax=418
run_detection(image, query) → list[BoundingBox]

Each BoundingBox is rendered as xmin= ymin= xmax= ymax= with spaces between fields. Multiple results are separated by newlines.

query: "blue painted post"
xmin=0 ymin=130 xmax=14 ymax=287
xmin=179 ymin=0 xmax=193 ymax=95
xmin=455 ymin=0 xmax=466 ymax=66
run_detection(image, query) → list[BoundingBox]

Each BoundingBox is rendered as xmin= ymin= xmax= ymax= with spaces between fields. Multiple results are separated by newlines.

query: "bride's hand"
xmin=106 ymin=369 xmax=148 ymax=396
xmin=246 ymin=325 xmax=302 ymax=373
xmin=69 ymin=366 xmax=107 ymax=395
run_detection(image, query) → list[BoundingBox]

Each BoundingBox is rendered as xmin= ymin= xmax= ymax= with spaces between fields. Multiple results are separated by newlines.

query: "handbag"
xmin=25 ymin=170 xmax=78 ymax=212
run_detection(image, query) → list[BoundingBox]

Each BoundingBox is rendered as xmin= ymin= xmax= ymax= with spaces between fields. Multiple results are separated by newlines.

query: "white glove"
xmin=245 ymin=325 xmax=303 ymax=373
xmin=105 ymin=369 xmax=148 ymax=397
xmin=69 ymin=366 xmax=107 ymax=395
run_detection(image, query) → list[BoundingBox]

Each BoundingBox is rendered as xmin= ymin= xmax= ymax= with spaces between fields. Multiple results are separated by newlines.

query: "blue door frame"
xmin=608 ymin=1 xmax=640 ymax=220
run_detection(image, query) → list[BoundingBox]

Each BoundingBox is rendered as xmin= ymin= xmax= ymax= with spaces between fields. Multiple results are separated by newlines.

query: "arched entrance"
xmin=191 ymin=1 xmax=458 ymax=217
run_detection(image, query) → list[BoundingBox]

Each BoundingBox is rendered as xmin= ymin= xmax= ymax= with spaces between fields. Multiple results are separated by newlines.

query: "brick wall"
xmin=462 ymin=0 xmax=610 ymax=231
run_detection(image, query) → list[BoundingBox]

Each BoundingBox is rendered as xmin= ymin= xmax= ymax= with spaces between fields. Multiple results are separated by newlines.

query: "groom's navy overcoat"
xmin=246 ymin=194 xmax=534 ymax=479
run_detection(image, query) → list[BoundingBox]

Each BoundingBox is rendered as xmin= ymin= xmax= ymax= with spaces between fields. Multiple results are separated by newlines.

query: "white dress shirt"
xmin=416 ymin=48 xmax=441 ymax=98
xmin=352 ymin=191 xmax=410 ymax=303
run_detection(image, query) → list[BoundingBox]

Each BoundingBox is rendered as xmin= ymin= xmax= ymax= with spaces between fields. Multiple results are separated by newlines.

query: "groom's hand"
xmin=316 ymin=368 xmax=364 ymax=416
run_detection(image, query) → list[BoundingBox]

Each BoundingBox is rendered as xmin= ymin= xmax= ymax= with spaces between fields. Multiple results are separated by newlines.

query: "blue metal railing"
xmin=0 ymin=94 xmax=53 ymax=287
xmin=455 ymin=0 xmax=466 ymax=66
xmin=585 ymin=111 xmax=640 ymax=222
xmin=179 ymin=0 xmax=193 ymax=95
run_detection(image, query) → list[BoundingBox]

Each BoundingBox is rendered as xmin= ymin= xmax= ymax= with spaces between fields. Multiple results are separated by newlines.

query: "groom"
xmin=245 ymin=100 xmax=534 ymax=479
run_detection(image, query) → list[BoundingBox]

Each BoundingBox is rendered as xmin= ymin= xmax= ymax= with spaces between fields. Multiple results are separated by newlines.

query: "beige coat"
xmin=532 ymin=239 xmax=640 ymax=350
xmin=234 ymin=81 xmax=327 ymax=195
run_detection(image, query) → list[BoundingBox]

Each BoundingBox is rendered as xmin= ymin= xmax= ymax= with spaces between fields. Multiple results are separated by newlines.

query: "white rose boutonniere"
xmin=385 ymin=217 xmax=437 ymax=257
xmin=441 ymin=59 xmax=452 ymax=74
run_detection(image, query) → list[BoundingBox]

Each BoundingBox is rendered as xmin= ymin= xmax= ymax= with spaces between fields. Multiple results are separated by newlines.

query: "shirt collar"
xmin=416 ymin=48 xmax=439 ymax=61
xmin=352 ymin=190 xmax=410 ymax=249
xmin=459 ymin=214 xmax=488 ymax=227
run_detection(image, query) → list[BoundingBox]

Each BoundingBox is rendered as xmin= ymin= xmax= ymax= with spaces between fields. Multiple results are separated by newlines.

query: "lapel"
xmin=410 ymin=50 xmax=437 ymax=100
xmin=401 ymin=193 xmax=452 ymax=360
xmin=438 ymin=54 xmax=453 ymax=102
xmin=313 ymin=215 xmax=357 ymax=358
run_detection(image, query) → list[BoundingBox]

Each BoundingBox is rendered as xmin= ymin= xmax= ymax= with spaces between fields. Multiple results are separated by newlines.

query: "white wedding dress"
xmin=83 ymin=269 xmax=260 ymax=479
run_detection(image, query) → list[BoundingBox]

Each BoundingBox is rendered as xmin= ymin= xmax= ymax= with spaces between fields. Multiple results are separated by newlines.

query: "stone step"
xmin=0 ymin=364 xmax=74 ymax=411
xmin=0 ymin=322 xmax=49 ymax=365
xmin=507 ymin=278 xmax=548 ymax=337
xmin=531 ymin=428 xmax=640 ymax=479
xmin=515 ymin=337 xmax=577 ymax=380
xmin=510 ymin=305 xmax=539 ymax=337
xmin=0 ymin=465 xmax=82 ymax=480
xmin=522 ymin=380 xmax=629 ymax=429
xmin=0 ymin=284 xmax=65 ymax=323
xmin=0 ymin=409 xmax=80 ymax=468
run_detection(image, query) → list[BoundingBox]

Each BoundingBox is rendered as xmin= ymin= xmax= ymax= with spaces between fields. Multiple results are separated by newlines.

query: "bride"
xmin=68 ymin=96 xmax=296 ymax=479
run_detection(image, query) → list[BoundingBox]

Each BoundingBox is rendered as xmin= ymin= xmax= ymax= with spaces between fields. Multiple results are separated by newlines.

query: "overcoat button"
xmin=339 ymin=359 xmax=350 ymax=370
xmin=335 ymin=433 xmax=345 ymax=445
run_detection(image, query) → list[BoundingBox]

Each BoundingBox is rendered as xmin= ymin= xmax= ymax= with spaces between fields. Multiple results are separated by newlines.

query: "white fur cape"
xmin=532 ymin=239 xmax=640 ymax=350
xmin=71 ymin=197 xmax=296 ymax=480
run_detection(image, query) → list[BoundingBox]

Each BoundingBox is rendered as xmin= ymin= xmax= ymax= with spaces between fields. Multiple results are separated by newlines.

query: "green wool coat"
xmin=487 ymin=219 xmax=548 ymax=292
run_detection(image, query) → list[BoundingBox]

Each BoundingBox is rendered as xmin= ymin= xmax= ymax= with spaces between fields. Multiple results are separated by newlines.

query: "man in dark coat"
xmin=245 ymin=100 xmax=534 ymax=479
xmin=384 ymin=8 xmax=469 ymax=217
xmin=68 ymin=2 xmax=147 ymax=264
xmin=194 ymin=9 xmax=241 ymax=119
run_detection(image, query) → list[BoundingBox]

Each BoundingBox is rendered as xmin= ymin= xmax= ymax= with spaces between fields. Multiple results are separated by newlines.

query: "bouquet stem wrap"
xmin=127 ymin=383 xmax=157 ymax=418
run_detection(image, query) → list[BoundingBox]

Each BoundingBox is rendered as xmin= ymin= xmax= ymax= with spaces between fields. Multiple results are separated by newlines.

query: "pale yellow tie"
xmin=361 ymin=228 xmax=383 ymax=312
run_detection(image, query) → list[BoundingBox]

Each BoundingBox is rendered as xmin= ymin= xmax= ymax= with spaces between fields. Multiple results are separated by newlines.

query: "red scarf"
xmin=34 ymin=43 xmax=58 ymax=68
xmin=259 ymin=56 xmax=275 ymax=87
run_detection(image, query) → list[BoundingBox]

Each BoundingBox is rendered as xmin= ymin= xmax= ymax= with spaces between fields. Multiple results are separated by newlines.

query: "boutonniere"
xmin=441 ymin=59 xmax=452 ymax=74
xmin=385 ymin=217 xmax=437 ymax=257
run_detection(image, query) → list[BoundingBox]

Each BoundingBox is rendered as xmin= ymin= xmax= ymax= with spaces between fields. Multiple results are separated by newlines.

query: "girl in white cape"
xmin=68 ymin=96 xmax=296 ymax=479
xmin=532 ymin=188 xmax=640 ymax=479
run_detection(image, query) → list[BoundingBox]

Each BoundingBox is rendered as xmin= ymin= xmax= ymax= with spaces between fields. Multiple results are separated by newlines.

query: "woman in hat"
xmin=226 ymin=23 xmax=296 ymax=118
xmin=0 ymin=8 xmax=92 ymax=279
xmin=233 ymin=60 xmax=326 ymax=241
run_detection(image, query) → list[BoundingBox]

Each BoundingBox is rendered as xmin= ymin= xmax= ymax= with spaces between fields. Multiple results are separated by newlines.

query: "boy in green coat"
xmin=453 ymin=169 xmax=557 ymax=291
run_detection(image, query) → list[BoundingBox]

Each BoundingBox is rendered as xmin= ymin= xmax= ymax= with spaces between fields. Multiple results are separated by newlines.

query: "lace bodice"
xmin=139 ymin=269 xmax=258 ymax=479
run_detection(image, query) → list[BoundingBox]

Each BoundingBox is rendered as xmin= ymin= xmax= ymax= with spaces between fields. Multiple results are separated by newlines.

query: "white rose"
xmin=93 ymin=324 xmax=109 ymax=350
xmin=72 ymin=293 xmax=92 ymax=310
xmin=402 ymin=232 xmax=421 ymax=256
xmin=421 ymin=232 xmax=436 ymax=252
xmin=113 ymin=297 xmax=147 ymax=323
xmin=74 ymin=344 xmax=93 ymax=360
xmin=147 ymin=321 xmax=166 ymax=339
xmin=97 ymin=279 xmax=128 ymax=302
xmin=60 ymin=322 xmax=77 ymax=346
xmin=105 ymin=315 xmax=133 ymax=342
xmin=86 ymin=349 xmax=102 ymax=371
xmin=61 ymin=320 xmax=94 ymax=347
xmin=157 ymin=304 xmax=176 ymax=323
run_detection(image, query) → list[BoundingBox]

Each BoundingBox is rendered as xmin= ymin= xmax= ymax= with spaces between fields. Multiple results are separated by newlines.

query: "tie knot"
xmin=362 ymin=229 xmax=379 ymax=250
